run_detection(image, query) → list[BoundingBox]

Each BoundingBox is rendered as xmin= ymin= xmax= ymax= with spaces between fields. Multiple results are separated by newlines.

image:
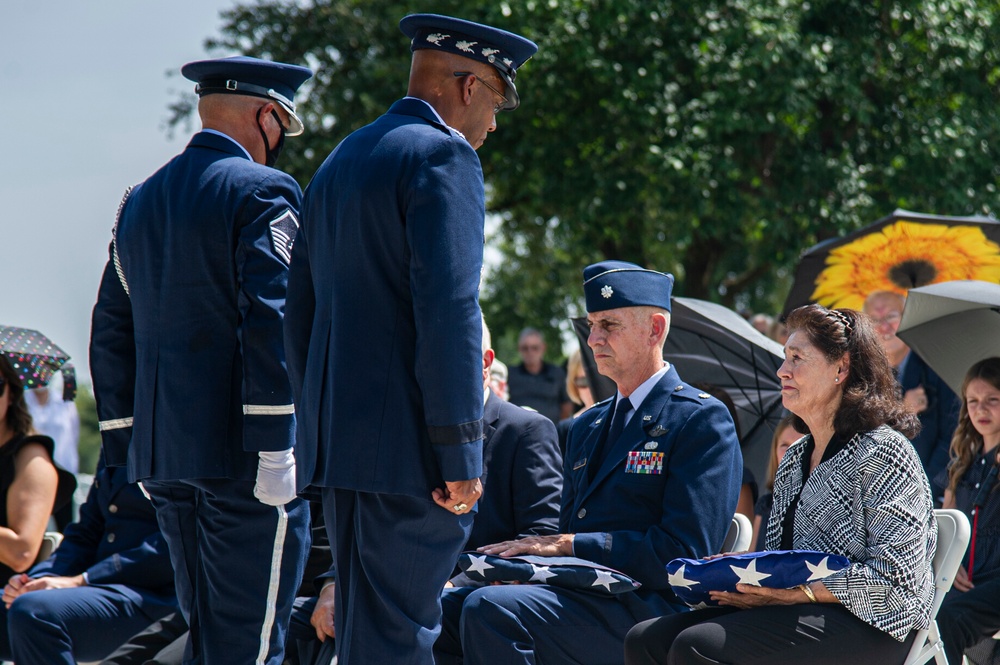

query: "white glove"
xmin=254 ymin=449 xmax=297 ymax=506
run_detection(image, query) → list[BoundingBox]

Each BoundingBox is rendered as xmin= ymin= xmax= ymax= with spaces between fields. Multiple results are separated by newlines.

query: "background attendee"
xmin=0 ymin=355 xmax=72 ymax=582
xmin=489 ymin=358 xmax=509 ymax=401
xmin=626 ymin=304 xmax=935 ymax=665
xmin=1 ymin=458 xmax=176 ymax=664
xmin=556 ymin=348 xmax=596 ymax=453
xmin=89 ymin=55 xmax=313 ymax=665
xmin=283 ymin=13 xmax=537 ymax=665
xmin=508 ymin=327 xmax=573 ymax=423
xmin=864 ymin=289 xmax=960 ymax=500
xmin=751 ymin=414 xmax=804 ymax=551
xmin=436 ymin=261 xmax=742 ymax=665
xmin=749 ymin=313 xmax=774 ymax=336
xmin=24 ymin=378 xmax=79 ymax=530
xmin=937 ymin=357 xmax=1000 ymax=665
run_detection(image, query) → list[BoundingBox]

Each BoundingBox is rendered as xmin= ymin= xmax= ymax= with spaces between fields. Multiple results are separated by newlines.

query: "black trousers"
xmin=625 ymin=604 xmax=915 ymax=665
xmin=937 ymin=579 xmax=1000 ymax=665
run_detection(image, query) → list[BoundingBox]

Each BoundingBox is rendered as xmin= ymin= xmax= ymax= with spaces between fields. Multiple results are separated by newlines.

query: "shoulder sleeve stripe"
xmin=243 ymin=404 xmax=295 ymax=416
xmin=99 ymin=417 xmax=134 ymax=431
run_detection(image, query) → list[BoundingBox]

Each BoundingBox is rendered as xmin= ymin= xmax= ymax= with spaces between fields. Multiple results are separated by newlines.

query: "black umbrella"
xmin=571 ymin=297 xmax=786 ymax=483
xmin=0 ymin=325 xmax=76 ymax=400
xmin=783 ymin=209 xmax=1000 ymax=316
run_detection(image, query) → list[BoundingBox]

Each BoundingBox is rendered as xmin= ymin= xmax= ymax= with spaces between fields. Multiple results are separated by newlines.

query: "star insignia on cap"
xmin=425 ymin=33 xmax=449 ymax=45
xmin=528 ymin=564 xmax=557 ymax=583
xmin=668 ymin=564 xmax=699 ymax=590
xmin=455 ymin=40 xmax=477 ymax=52
xmin=465 ymin=555 xmax=495 ymax=578
xmin=592 ymin=569 xmax=617 ymax=592
xmin=601 ymin=285 xmax=614 ymax=299
xmin=806 ymin=556 xmax=837 ymax=581
xmin=729 ymin=559 xmax=772 ymax=586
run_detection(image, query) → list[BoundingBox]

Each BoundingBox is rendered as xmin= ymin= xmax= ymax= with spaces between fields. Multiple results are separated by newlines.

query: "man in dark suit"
xmin=436 ymin=261 xmax=743 ymax=665
xmin=0 ymin=461 xmax=176 ymax=664
xmin=283 ymin=13 xmax=537 ymax=665
xmin=89 ymin=56 xmax=313 ymax=664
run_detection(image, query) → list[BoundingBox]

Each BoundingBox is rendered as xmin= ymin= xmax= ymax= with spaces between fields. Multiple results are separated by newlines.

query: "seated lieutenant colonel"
xmin=89 ymin=55 xmax=313 ymax=665
xmin=435 ymin=261 xmax=743 ymax=665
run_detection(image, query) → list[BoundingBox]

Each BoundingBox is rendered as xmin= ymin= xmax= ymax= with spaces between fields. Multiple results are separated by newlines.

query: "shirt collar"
xmin=615 ymin=363 xmax=670 ymax=413
xmin=201 ymin=128 xmax=253 ymax=161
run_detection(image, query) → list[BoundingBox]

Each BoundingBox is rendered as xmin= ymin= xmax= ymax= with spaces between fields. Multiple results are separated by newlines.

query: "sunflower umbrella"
xmin=782 ymin=209 xmax=1000 ymax=315
xmin=0 ymin=325 xmax=76 ymax=400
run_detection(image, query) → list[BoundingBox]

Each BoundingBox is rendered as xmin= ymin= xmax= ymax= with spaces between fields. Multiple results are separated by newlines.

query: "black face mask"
xmin=256 ymin=107 xmax=286 ymax=168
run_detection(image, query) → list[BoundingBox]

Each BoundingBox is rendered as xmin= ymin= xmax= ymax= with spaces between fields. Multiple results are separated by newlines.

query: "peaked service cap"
xmin=399 ymin=13 xmax=537 ymax=111
xmin=182 ymin=55 xmax=313 ymax=136
xmin=583 ymin=261 xmax=674 ymax=313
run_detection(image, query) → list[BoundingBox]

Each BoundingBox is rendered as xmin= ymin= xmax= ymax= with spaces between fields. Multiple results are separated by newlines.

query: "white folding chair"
xmin=722 ymin=513 xmax=753 ymax=553
xmin=33 ymin=531 xmax=64 ymax=566
xmin=903 ymin=508 xmax=972 ymax=665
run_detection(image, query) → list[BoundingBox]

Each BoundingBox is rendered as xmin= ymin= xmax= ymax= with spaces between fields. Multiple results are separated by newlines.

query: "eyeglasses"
xmin=453 ymin=72 xmax=509 ymax=115
xmin=519 ymin=344 xmax=542 ymax=352
xmin=573 ymin=376 xmax=589 ymax=389
xmin=869 ymin=312 xmax=902 ymax=327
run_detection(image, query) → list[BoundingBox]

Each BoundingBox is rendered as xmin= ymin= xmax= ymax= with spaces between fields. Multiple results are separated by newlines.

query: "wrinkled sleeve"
xmin=89 ymin=242 xmax=136 ymax=467
xmin=235 ymin=172 xmax=303 ymax=452
xmin=512 ymin=416 xmax=563 ymax=538
xmin=405 ymin=138 xmax=485 ymax=482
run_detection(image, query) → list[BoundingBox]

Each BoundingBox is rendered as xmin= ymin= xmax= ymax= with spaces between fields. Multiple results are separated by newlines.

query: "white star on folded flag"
xmin=529 ymin=564 xmax=557 ymax=583
xmin=592 ymin=569 xmax=617 ymax=592
xmin=729 ymin=559 xmax=772 ymax=586
xmin=806 ymin=555 xmax=837 ymax=581
xmin=668 ymin=564 xmax=699 ymax=590
xmin=465 ymin=555 xmax=495 ymax=578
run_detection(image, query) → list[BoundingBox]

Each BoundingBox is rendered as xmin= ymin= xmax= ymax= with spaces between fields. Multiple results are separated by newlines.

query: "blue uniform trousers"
xmin=324 ymin=488 xmax=472 ymax=665
xmin=2 ymin=585 xmax=172 ymax=664
xmin=145 ymin=479 xmax=309 ymax=665
xmin=436 ymin=584 xmax=648 ymax=665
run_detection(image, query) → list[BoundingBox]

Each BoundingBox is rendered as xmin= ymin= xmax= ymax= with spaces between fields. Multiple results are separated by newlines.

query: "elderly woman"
xmin=625 ymin=304 xmax=936 ymax=664
xmin=0 ymin=355 xmax=69 ymax=582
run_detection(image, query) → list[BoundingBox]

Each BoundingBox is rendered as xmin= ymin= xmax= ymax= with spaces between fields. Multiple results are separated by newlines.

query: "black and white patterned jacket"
xmin=766 ymin=425 xmax=937 ymax=641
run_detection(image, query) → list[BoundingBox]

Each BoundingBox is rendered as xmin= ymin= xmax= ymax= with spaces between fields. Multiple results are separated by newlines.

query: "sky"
xmin=1 ymin=0 xmax=241 ymax=382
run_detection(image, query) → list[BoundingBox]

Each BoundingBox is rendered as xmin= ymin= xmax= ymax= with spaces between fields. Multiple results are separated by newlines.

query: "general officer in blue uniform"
xmin=283 ymin=13 xmax=537 ymax=665
xmin=0 ymin=459 xmax=176 ymax=664
xmin=435 ymin=261 xmax=743 ymax=665
xmin=89 ymin=56 xmax=313 ymax=665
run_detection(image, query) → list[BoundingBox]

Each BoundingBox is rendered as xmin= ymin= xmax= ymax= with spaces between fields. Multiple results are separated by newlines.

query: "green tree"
xmin=75 ymin=384 xmax=102 ymax=474
xmin=193 ymin=0 xmax=1000 ymax=346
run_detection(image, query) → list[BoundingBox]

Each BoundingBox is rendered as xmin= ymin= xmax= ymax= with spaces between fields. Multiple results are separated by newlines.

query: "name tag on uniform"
xmin=625 ymin=451 xmax=664 ymax=474
xmin=573 ymin=458 xmax=588 ymax=471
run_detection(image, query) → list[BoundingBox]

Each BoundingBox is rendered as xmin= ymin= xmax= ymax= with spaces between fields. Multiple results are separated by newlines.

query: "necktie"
xmin=589 ymin=397 xmax=633 ymax=480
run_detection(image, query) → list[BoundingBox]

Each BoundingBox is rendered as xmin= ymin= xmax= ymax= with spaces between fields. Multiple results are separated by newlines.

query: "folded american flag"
xmin=666 ymin=550 xmax=851 ymax=607
xmin=456 ymin=553 xmax=641 ymax=596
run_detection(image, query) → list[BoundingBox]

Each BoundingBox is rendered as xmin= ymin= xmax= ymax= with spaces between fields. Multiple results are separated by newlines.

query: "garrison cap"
xmin=182 ymin=56 xmax=313 ymax=136
xmin=399 ymin=13 xmax=537 ymax=111
xmin=583 ymin=261 xmax=674 ymax=313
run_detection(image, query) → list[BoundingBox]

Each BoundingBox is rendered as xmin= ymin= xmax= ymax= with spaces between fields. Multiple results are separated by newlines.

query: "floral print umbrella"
xmin=0 ymin=325 xmax=76 ymax=399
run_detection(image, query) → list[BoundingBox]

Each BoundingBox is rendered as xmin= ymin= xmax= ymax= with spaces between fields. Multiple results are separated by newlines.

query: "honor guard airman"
xmin=89 ymin=55 xmax=313 ymax=665
xmin=435 ymin=261 xmax=743 ymax=665
xmin=283 ymin=13 xmax=537 ymax=665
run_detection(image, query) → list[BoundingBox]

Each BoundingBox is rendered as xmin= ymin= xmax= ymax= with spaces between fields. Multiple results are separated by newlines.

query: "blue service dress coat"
xmin=284 ymin=96 xmax=486 ymax=497
xmin=468 ymin=392 xmax=563 ymax=550
xmin=90 ymin=131 xmax=302 ymax=481
xmin=562 ymin=365 xmax=743 ymax=618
